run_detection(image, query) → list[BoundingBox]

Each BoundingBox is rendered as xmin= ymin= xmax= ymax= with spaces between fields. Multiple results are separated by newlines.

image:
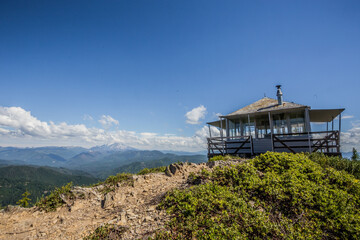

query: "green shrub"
xmin=16 ymin=191 xmax=31 ymax=208
xmin=309 ymin=152 xmax=360 ymax=179
xmin=35 ymin=182 xmax=73 ymax=212
xmin=84 ymin=224 xmax=127 ymax=240
xmin=93 ymin=173 xmax=133 ymax=194
xmin=154 ymin=152 xmax=360 ymax=239
xmin=137 ymin=166 xmax=166 ymax=175
xmin=208 ymin=155 xmax=237 ymax=162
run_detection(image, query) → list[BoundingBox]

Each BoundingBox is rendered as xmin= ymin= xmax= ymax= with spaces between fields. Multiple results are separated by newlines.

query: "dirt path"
xmin=0 ymin=162 xmax=209 ymax=240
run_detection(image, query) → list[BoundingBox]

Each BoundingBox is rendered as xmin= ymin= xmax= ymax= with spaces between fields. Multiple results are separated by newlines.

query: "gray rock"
xmin=101 ymin=192 xmax=115 ymax=209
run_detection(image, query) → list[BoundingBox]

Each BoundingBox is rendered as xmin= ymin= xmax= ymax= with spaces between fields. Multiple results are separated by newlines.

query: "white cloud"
xmin=185 ymin=105 xmax=207 ymax=125
xmin=98 ymin=115 xmax=119 ymax=128
xmin=342 ymin=115 xmax=354 ymax=119
xmin=341 ymin=121 xmax=360 ymax=152
xmin=0 ymin=106 xmax=215 ymax=152
xmin=0 ymin=107 xmax=93 ymax=138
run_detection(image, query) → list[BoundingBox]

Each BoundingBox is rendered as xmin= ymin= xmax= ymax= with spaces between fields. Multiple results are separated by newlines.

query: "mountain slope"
xmin=66 ymin=150 xmax=206 ymax=178
xmin=0 ymin=165 xmax=99 ymax=206
xmin=0 ymin=147 xmax=86 ymax=166
xmin=71 ymin=150 xmax=206 ymax=178
xmin=113 ymin=154 xmax=207 ymax=174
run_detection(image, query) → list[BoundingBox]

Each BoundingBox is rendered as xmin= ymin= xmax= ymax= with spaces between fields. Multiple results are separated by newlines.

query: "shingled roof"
xmin=225 ymin=97 xmax=308 ymax=118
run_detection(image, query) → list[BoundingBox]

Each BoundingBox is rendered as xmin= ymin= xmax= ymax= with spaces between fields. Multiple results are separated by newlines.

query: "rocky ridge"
xmin=0 ymin=160 xmax=245 ymax=239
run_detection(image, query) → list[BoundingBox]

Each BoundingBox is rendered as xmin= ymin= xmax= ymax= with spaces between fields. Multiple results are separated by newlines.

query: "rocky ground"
xmin=0 ymin=161 xmax=237 ymax=240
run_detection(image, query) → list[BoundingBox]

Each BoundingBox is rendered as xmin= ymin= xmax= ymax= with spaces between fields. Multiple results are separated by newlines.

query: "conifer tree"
xmin=351 ymin=147 xmax=359 ymax=161
xmin=17 ymin=191 xmax=31 ymax=208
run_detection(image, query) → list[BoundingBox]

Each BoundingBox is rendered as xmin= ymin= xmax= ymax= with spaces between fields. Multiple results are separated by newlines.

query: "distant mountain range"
xmin=67 ymin=150 xmax=207 ymax=179
xmin=0 ymin=144 xmax=207 ymax=178
xmin=0 ymin=146 xmax=86 ymax=166
xmin=89 ymin=143 xmax=136 ymax=152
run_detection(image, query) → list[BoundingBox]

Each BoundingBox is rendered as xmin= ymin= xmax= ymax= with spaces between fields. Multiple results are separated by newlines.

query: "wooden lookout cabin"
xmin=207 ymin=85 xmax=344 ymax=158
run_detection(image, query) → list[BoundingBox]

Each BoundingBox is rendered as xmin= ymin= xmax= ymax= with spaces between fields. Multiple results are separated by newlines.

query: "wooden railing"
xmin=272 ymin=131 xmax=340 ymax=155
xmin=207 ymin=131 xmax=341 ymax=158
xmin=207 ymin=135 xmax=253 ymax=158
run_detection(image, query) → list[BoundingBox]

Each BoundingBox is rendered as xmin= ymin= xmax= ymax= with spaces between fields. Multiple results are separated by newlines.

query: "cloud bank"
xmin=0 ymin=106 xmax=219 ymax=151
xmin=185 ymin=105 xmax=207 ymax=125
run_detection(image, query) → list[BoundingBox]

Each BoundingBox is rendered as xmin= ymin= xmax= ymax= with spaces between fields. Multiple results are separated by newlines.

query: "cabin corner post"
xmin=219 ymin=117 xmax=223 ymax=140
xmin=247 ymin=114 xmax=251 ymax=137
xmin=305 ymin=108 xmax=312 ymax=153
xmin=226 ymin=118 xmax=229 ymax=140
xmin=268 ymin=112 xmax=274 ymax=151
xmin=219 ymin=117 xmax=225 ymax=156
xmin=339 ymin=113 xmax=342 ymax=153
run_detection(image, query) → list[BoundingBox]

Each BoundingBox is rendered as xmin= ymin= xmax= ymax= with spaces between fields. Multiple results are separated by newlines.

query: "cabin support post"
xmin=220 ymin=117 xmax=224 ymax=155
xmin=254 ymin=118 xmax=258 ymax=139
xmin=286 ymin=114 xmax=291 ymax=134
xmin=268 ymin=112 xmax=274 ymax=151
xmin=240 ymin=119 xmax=244 ymax=136
xmin=305 ymin=108 xmax=312 ymax=153
xmin=220 ymin=117 xmax=223 ymax=139
xmin=208 ymin=125 xmax=212 ymax=138
xmin=207 ymin=140 xmax=210 ymax=158
xmin=339 ymin=113 xmax=342 ymax=153
xmin=247 ymin=114 xmax=251 ymax=137
xmin=226 ymin=119 xmax=229 ymax=139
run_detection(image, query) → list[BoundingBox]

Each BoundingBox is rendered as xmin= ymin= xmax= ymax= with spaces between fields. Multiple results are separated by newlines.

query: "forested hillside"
xmin=0 ymin=165 xmax=98 ymax=207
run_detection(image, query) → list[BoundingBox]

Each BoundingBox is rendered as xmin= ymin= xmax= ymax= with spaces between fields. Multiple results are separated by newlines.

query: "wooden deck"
xmin=207 ymin=131 xmax=341 ymax=159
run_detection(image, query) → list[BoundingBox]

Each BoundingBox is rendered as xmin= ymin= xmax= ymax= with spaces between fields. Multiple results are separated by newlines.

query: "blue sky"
xmin=0 ymin=0 xmax=359 ymax=151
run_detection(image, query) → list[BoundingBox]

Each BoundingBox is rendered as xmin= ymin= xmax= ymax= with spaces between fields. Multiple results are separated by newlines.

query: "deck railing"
xmin=207 ymin=130 xmax=340 ymax=158
xmin=272 ymin=131 xmax=340 ymax=154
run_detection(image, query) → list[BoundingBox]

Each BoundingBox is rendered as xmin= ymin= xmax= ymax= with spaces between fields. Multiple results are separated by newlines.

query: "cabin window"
xmin=228 ymin=120 xmax=235 ymax=137
xmin=255 ymin=115 xmax=271 ymax=138
xmin=242 ymin=117 xmax=255 ymax=137
xmin=227 ymin=119 xmax=242 ymax=137
xmin=273 ymin=113 xmax=288 ymax=134
xmin=289 ymin=112 xmax=305 ymax=133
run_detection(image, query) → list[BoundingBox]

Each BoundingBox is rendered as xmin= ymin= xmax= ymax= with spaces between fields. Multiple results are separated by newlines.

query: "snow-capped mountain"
xmin=89 ymin=143 xmax=136 ymax=152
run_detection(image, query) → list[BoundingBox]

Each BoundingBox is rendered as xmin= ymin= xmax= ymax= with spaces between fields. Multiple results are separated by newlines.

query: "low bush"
xmin=309 ymin=152 xmax=360 ymax=179
xmin=93 ymin=173 xmax=133 ymax=194
xmin=84 ymin=224 xmax=127 ymax=240
xmin=154 ymin=152 xmax=360 ymax=239
xmin=137 ymin=166 xmax=166 ymax=175
xmin=208 ymin=155 xmax=237 ymax=162
xmin=35 ymin=182 xmax=73 ymax=212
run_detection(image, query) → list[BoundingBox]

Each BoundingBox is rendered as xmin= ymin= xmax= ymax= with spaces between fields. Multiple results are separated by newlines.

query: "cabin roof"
xmin=206 ymin=97 xmax=345 ymax=128
xmin=226 ymin=97 xmax=307 ymax=118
